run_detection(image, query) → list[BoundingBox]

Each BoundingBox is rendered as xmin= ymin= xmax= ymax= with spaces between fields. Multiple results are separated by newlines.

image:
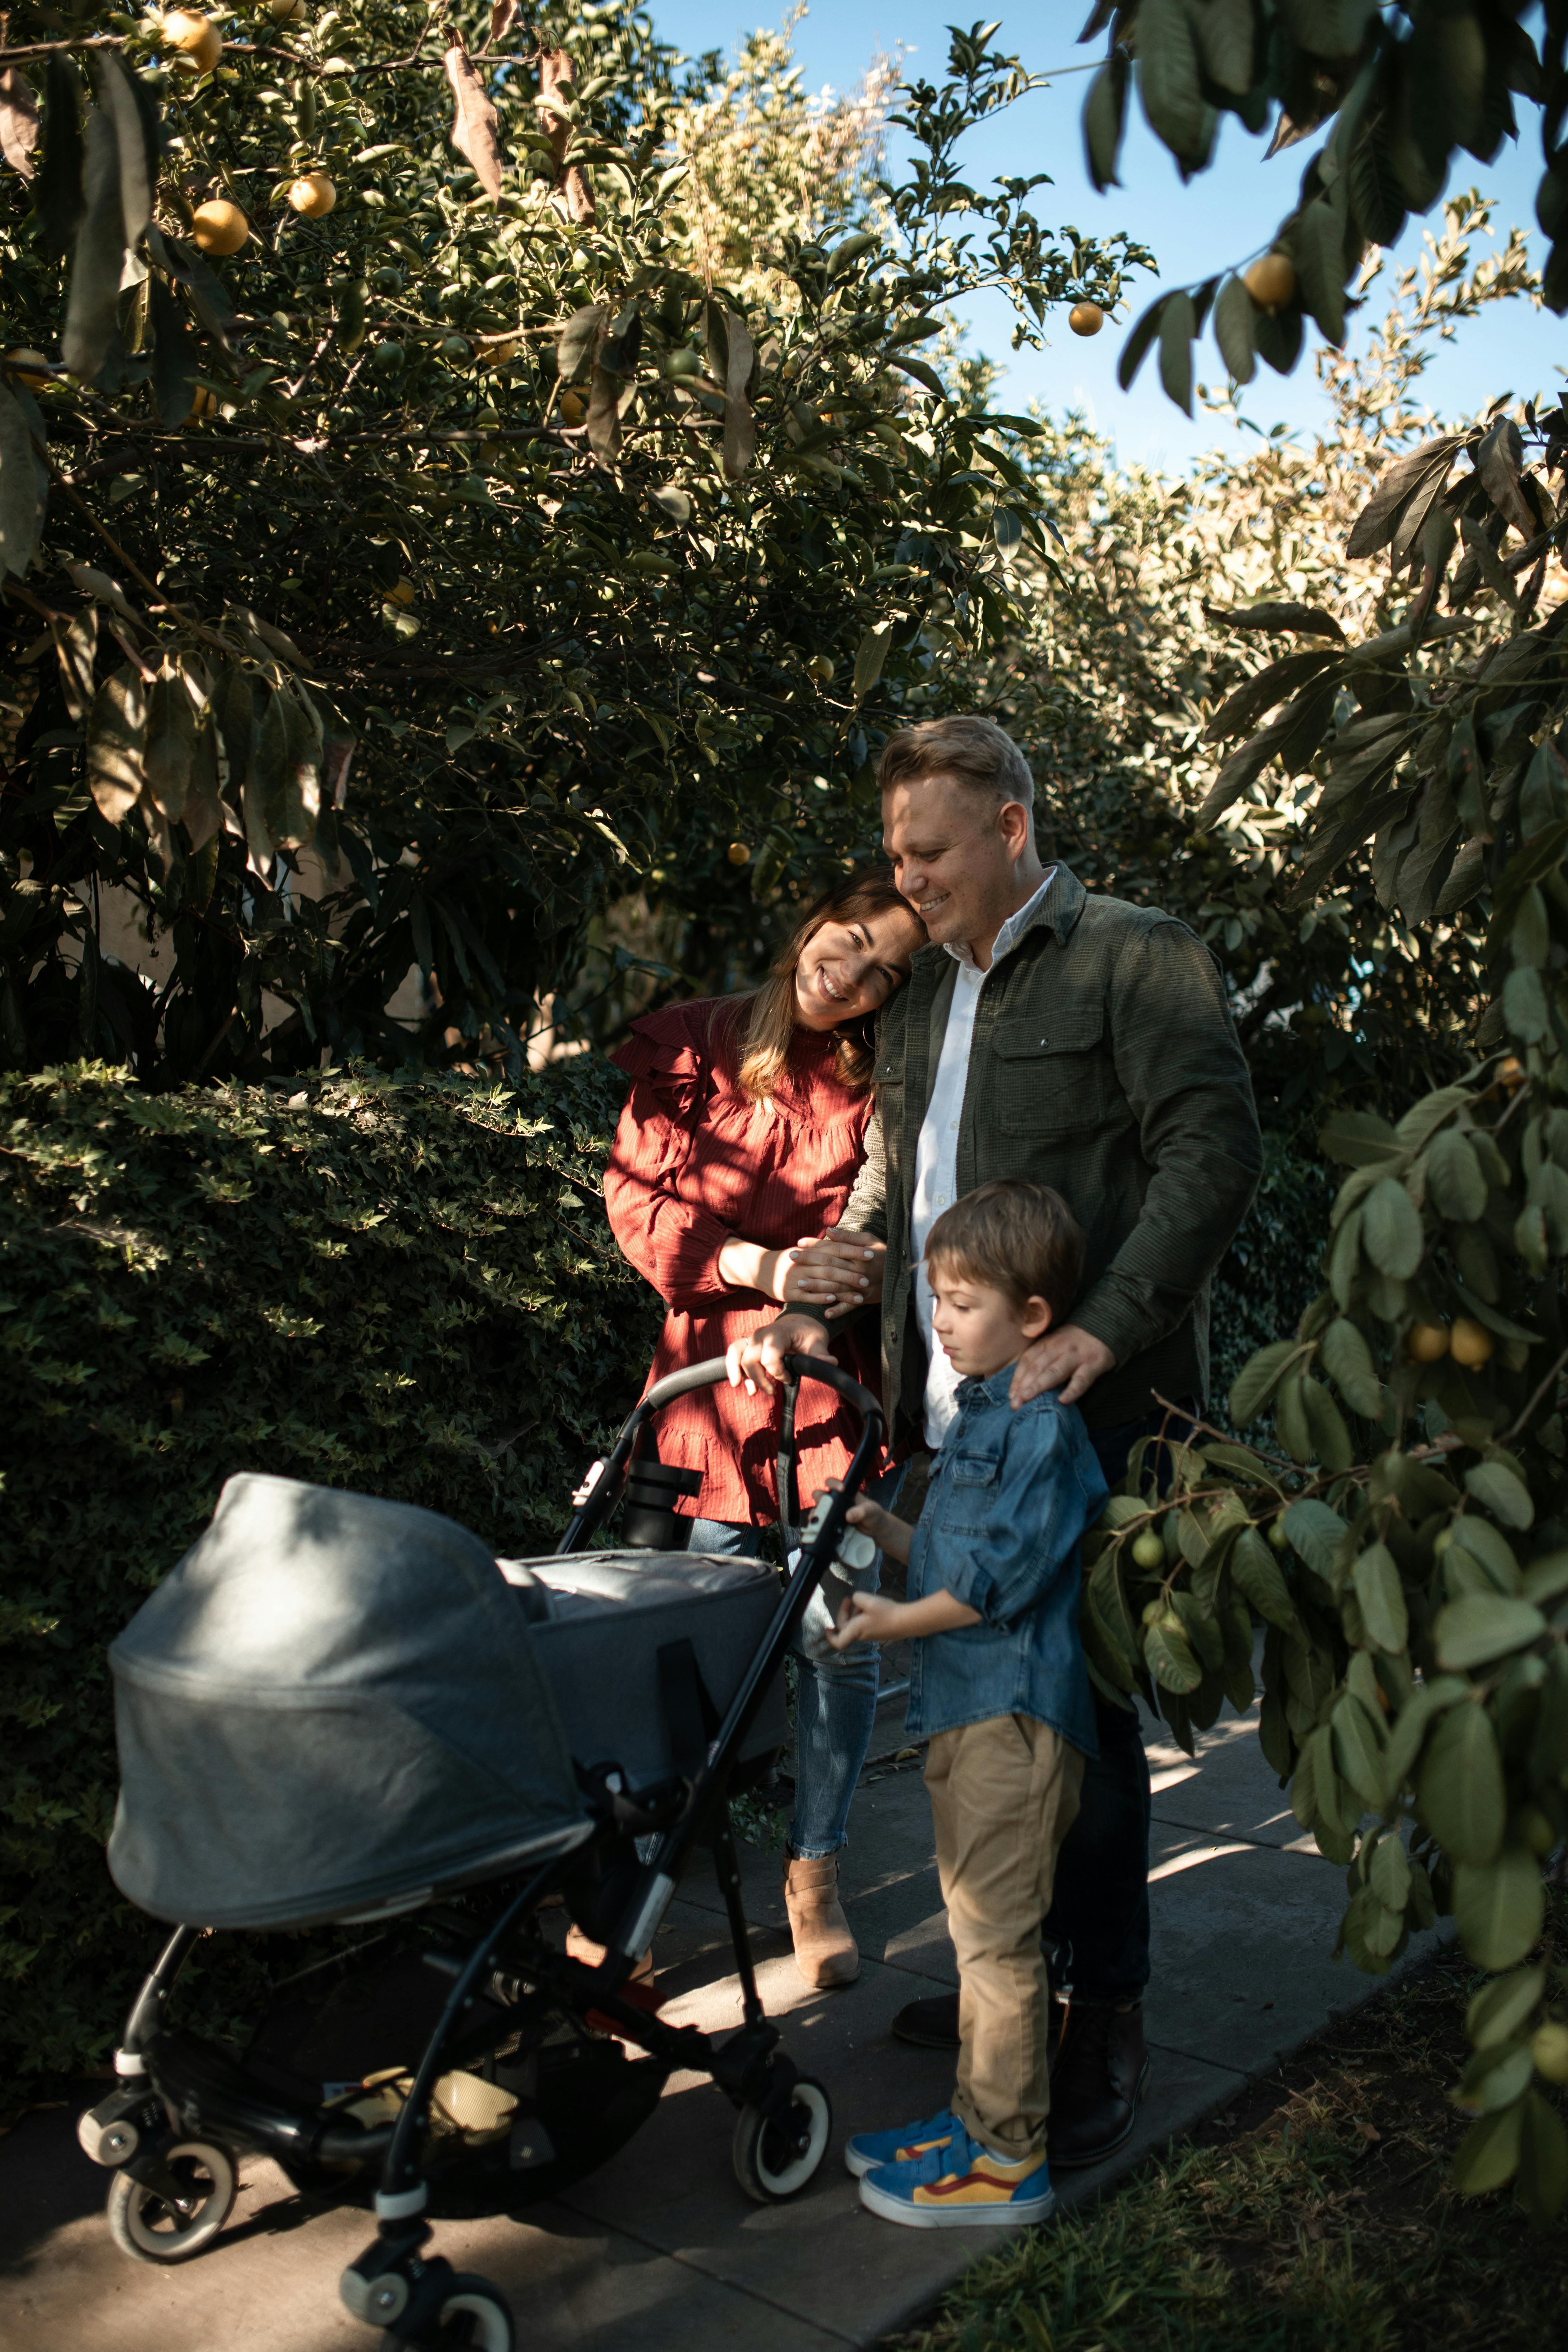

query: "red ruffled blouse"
xmin=605 ymin=998 xmax=883 ymax=1526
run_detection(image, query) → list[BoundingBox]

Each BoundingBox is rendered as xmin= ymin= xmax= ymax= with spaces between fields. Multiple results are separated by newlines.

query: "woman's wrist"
xmin=717 ymin=1238 xmax=782 ymax=1298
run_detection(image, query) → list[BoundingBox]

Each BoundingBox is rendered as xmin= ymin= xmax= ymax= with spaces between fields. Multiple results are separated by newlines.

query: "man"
xmin=733 ymin=714 xmax=1262 ymax=2168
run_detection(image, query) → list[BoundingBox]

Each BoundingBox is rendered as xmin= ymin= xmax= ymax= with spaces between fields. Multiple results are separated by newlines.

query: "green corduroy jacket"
xmin=828 ymin=864 xmax=1264 ymax=1450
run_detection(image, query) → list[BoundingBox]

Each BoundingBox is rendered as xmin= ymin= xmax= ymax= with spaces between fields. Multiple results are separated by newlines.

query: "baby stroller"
xmin=77 ymin=1354 xmax=881 ymax=2350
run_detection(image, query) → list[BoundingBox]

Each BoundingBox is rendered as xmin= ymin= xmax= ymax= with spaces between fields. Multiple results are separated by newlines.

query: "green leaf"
xmin=1320 ymin=1317 xmax=1382 ymax=1417
xmin=1283 ymin=1498 xmax=1349 ymax=1582
xmin=1082 ymin=53 xmax=1127 ymax=193
xmin=1435 ymin=1592 xmax=1547 ymax=1669
xmin=1362 ymin=1177 xmax=1424 ymax=1279
xmin=1319 ymin=1109 xmax=1404 ymax=1168
xmin=852 ymin=621 xmax=893 ymax=701
xmin=1521 ymin=1552 xmax=1568 ymax=1606
xmin=1467 ymin=1963 xmax=1544 ymax=2050
xmin=1449 ymin=1514 xmax=1523 ymax=1590
xmin=1451 ymin=2102 xmax=1523 ymax=2194
xmin=1275 ymin=1372 xmax=1313 ymax=1465
xmin=1117 ymin=292 xmax=1167 ymax=392
xmin=1228 ymin=1337 xmax=1303 ymax=1427
xmin=1425 ymin=1128 xmax=1489 ymax=1223
xmin=1354 ymin=1544 xmax=1409 ymax=1654
xmin=1157 ymin=289 xmax=1196 ymax=418
xmin=144 ymin=663 xmax=196 ymax=823
xmin=1453 ymin=1848 xmax=1546 ymax=1972
xmin=1332 ymin=1692 xmax=1386 ymax=1806
xmin=1503 ymin=964 xmax=1550 ymax=1044
xmin=556 ymin=301 xmax=605 ymax=383
xmin=1517 ymin=2090 xmax=1568 ymax=2223
xmin=1231 ymin=1524 xmax=1304 ymax=1635
xmin=1464 ymin=1459 xmax=1535 ymax=1532
xmin=1302 ymin=1375 xmax=1353 ymax=1471
xmin=1382 ymin=1677 xmax=1465 ymax=1793
xmin=1144 ymin=1612 xmax=1203 ymax=1694
xmin=1369 ymin=1833 xmax=1411 ymax=1912
xmin=1192 ymin=0 xmax=1254 ymax=95
xmin=1419 ymin=1700 xmax=1506 ymax=1865
xmin=1211 ymin=273 xmax=1256 ymax=385
xmin=1137 ymin=0 xmax=1210 ymax=168
xmin=85 ymin=663 xmax=146 ymax=825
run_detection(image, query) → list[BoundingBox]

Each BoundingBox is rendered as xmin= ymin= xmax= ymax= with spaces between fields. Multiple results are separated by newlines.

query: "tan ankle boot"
xmin=783 ymin=1853 xmax=859 ymax=1989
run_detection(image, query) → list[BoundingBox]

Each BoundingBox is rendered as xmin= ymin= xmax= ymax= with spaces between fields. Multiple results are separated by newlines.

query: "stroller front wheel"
xmin=382 ymin=2275 xmax=514 ymax=2351
xmin=732 ymin=2075 xmax=832 ymax=2203
xmin=106 ymin=2139 xmax=237 ymax=2263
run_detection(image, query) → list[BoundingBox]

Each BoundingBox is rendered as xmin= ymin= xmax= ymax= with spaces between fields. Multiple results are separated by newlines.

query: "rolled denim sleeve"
xmin=940 ymin=1412 xmax=1106 ymax=1629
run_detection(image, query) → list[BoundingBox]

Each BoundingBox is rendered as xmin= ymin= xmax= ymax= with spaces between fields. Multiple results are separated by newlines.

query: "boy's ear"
xmin=1019 ymin=1294 xmax=1054 ymax=1341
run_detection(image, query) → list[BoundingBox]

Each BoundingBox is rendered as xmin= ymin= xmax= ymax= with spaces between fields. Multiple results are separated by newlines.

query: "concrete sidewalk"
xmin=0 ymin=1693 xmax=1440 ymax=2352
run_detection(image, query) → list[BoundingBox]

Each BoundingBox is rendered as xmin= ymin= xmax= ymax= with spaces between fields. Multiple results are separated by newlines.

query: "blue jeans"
xmin=689 ymin=1463 xmax=904 ymax=1860
xmin=1041 ymin=1401 xmax=1199 ymax=2003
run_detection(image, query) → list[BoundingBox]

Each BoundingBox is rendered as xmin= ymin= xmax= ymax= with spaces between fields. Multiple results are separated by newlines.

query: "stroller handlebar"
xmin=640 ymin=1349 xmax=883 ymax=1437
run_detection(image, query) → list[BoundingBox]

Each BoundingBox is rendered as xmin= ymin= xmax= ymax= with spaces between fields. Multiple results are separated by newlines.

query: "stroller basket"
xmin=87 ymin=1354 xmax=884 ymax=2352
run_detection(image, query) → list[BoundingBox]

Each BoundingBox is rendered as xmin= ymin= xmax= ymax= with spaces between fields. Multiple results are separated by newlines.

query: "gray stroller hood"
xmin=107 ymin=1473 xmax=591 ymax=1931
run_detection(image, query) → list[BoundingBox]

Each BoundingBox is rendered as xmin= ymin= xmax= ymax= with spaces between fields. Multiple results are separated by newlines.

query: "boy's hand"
xmin=826 ymin=1588 xmax=904 ymax=1649
xmin=845 ymin=1494 xmax=914 ymax=1564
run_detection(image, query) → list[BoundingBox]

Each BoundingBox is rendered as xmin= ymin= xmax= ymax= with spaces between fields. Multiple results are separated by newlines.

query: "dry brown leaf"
xmin=443 ymin=41 xmax=505 ymax=202
xmin=488 ymin=0 xmax=519 ymax=47
xmin=537 ymin=47 xmax=595 ymax=225
xmin=0 ymin=65 xmax=40 ymax=181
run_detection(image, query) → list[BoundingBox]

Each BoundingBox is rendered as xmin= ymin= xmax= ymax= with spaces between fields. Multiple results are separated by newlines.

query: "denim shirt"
xmin=905 ymin=1367 xmax=1107 ymax=1757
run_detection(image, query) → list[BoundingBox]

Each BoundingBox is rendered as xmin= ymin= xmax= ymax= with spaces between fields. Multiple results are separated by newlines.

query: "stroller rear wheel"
xmin=732 ymin=2075 xmax=832 ymax=2203
xmin=384 ymin=2275 xmax=514 ymax=2352
xmin=106 ymin=2138 xmax=237 ymax=2263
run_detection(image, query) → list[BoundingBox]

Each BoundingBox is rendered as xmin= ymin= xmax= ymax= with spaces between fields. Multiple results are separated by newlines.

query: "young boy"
xmin=826 ymin=1177 xmax=1107 ymax=2228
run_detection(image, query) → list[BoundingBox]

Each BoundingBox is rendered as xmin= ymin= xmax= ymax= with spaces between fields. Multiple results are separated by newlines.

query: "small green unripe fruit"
xmin=440 ymin=335 xmax=471 ymax=363
xmin=1517 ymin=1803 xmax=1558 ymax=1859
xmin=1131 ymin=1531 xmax=1165 ymax=1570
xmin=1433 ymin=1527 xmax=1454 ymax=1555
xmin=370 ymin=340 xmax=405 ymax=370
xmin=1269 ymin=1519 xmax=1290 ymax=1552
xmin=1140 ymin=1596 xmax=1163 ymax=1624
xmin=807 ymin=654 xmax=834 ymax=683
xmin=1533 ymin=2022 xmax=1568 ymax=2083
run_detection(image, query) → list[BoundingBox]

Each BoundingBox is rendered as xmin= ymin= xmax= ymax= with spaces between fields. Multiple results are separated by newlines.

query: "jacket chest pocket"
xmin=989 ymin=1008 xmax=1122 ymax=1136
xmin=939 ymin=1450 xmax=999 ymax=1530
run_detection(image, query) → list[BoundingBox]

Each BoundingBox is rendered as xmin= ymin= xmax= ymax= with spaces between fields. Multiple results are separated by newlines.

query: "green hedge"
xmin=0 ymin=1057 xmax=660 ymax=2096
xmin=1209 ymin=1136 xmax=1336 ymax=1421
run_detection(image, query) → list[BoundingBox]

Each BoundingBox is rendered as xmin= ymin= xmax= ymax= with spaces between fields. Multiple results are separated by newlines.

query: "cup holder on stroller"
xmin=89 ymin=1352 xmax=884 ymax=2348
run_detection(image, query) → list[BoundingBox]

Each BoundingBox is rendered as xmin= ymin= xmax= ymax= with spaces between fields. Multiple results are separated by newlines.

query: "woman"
xmin=604 ymin=866 xmax=925 ymax=1990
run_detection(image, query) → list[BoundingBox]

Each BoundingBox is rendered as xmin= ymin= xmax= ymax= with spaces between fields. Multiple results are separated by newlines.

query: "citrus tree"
xmin=1064 ymin=2 xmax=1568 ymax=2217
xmin=0 ymin=7 xmax=1146 ymax=1082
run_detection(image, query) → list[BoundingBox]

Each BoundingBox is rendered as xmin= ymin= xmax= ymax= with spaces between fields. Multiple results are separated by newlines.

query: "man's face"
xmin=881 ymin=771 xmax=1028 ymax=950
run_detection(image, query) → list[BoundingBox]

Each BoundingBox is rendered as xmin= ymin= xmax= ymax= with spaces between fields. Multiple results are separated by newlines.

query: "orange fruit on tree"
xmin=386 ymin=578 xmax=415 ymax=607
xmin=191 ymin=199 xmax=250 ymax=256
xmin=268 ymin=0 xmax=306 ymax=19
xmin=1067 ymin=301 xmax=1104 ymax=337
xmin=5 ymin=348 xmax=52 ymax=389
xmin=559 ymin=388 xmax=588 ymax=424
xmin=1406 ymin=1322 xmax=1450 ymax=1363
xmin=727 ymin=842 xmax=751 ymax=865
xmin=287 ymin=171 xmax=336 ymax=218
xmin=165 ymin=10 xmax=222 ymax=72
xmin=1449 ymin=1318 xmax=1494 ymax=1369
xmin=1497 ymin=1056 xmax=1525 ymax=1090
xmin=1243 ymin=251 xmax=1297 ymax=313
xmin=186 ymin=384 xmax=219 ymax=420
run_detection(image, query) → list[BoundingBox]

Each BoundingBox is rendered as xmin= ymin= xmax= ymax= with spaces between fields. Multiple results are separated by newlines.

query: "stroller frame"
xmin=81 ymin=1354 xmax=884 ymax=2350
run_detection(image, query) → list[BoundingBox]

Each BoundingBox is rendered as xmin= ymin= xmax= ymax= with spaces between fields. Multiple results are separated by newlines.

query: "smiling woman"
xmin=602 ymin=864 xmax=925 ymax=1987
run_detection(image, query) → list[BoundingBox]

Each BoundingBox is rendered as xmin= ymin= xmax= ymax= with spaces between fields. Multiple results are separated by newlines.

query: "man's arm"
xmin=1012 ymin=921 xmax=1262 ymax=1406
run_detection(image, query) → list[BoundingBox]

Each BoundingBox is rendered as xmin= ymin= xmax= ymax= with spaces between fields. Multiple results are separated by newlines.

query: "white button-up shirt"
xmin=910 ymin=869 xmax=1056 ymax=1445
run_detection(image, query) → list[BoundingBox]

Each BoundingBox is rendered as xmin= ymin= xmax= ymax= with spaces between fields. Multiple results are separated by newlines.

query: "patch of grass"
xmin=893 ymin=1893 xmax=1568 ymax=2352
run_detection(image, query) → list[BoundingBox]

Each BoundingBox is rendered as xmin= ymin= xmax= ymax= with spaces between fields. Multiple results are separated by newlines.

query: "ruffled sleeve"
xmin=605 ymin=1005 xmax=738 ymax=1309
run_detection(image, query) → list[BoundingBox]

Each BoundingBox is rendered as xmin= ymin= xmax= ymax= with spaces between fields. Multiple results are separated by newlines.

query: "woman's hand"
xmin=717 ymin=1229 xmax=883 ymax=1316
xmin=777 ymin=1230 xmax=885 ymax=1316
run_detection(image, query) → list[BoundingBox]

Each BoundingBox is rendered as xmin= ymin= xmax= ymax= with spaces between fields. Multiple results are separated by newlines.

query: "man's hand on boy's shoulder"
xmin=1008 ymin=1324 xmax=1115 ymax=1409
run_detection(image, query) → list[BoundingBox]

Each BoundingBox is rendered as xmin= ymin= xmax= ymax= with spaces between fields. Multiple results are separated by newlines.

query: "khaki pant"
xmin=925 ymin=1713 xmax=1085 ymax=2161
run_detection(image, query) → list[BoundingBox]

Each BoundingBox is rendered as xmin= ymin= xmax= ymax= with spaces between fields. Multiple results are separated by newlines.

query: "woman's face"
xmin=793 ymin=903 xmax=925 ymax=1032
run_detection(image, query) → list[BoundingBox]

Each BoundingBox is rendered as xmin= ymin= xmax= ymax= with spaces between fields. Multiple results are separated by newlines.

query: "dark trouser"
xmin=1041 ymin=1401 xmax=1198 ymax=2004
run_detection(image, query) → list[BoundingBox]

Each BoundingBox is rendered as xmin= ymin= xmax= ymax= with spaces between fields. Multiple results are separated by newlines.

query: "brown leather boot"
xmin=783 ymin=1853 xmax=859 ymax=1989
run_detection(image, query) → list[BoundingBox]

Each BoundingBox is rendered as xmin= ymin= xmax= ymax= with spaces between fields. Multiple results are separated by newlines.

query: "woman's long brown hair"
xmin=715 ymin=865 xmax=920 ymax=1104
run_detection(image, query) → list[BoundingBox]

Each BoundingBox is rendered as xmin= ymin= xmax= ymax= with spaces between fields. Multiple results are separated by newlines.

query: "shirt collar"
xmin=954 ymin=1362 xmax=1021 ymax=1410
xmin=945 ymin=865 xmax=1058 ymax=972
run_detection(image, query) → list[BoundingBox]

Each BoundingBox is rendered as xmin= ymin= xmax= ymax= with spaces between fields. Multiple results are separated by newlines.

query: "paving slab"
xmin=0 ymin=1682 xmax=1435 ymax=2352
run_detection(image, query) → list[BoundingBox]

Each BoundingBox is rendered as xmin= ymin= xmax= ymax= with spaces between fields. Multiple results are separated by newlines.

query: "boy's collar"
xmin=956 ymin=1361 xmax=1022 ymax=1408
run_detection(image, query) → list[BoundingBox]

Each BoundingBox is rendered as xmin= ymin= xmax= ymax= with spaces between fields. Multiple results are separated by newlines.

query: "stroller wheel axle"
xmin=342 ymin=2239 xmax=514 ymax=2350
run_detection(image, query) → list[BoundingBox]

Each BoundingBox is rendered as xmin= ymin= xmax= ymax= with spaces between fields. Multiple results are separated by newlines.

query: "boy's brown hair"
xmin=877 ymin=714 xmax=1036 ymax=811
xmin=924 ymin=1179 xmax=1085 ymax=1323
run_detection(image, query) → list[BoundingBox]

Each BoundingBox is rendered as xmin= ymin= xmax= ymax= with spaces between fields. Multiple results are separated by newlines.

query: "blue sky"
xmin=650 ymin=0 xmax=1566 ymax=472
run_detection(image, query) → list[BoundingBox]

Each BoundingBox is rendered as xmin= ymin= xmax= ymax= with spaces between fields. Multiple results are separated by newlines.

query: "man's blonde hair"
xmin=877 ymin=715 xmax=1036 ymax=812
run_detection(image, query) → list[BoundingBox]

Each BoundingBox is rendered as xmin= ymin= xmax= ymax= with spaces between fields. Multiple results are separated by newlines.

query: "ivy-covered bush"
xmin=0 ymin=1054 xmax=658 ymax=2091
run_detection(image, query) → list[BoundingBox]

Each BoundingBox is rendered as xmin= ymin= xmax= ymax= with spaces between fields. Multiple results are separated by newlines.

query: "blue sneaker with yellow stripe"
xmin=858 ymin=2118 xmax=1057 ymax=2228
xmin=844 ymin=2106 xmax=958 ymax=2180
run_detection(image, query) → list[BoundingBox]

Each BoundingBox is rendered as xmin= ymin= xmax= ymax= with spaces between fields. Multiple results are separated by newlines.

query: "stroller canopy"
xmin=108 ymin=1473 xmax=590 ymax=1930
